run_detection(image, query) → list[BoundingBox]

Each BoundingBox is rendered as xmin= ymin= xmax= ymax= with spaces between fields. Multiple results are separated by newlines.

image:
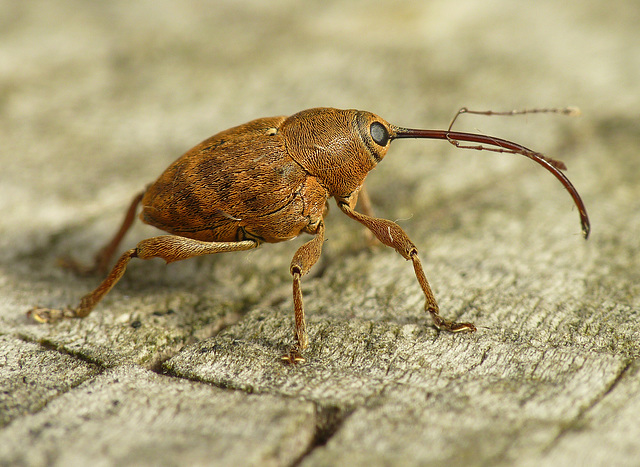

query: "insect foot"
xmin=27 ymin=306 xmax=76 ymax=323
xmin=281 ymin=346 xmax=307 ymax=365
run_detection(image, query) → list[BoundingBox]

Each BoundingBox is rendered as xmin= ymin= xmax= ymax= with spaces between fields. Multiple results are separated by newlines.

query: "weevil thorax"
xmin=279 ymin=108 xmax=393 ymax=198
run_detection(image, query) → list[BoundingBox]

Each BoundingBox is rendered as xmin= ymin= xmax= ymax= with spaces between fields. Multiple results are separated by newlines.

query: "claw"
xmin=281 ymin=347 xmax=306 ymax=365
xmin=27 ymin=306 xmax=76 ymax=323
xmin=431 ymin=314 xmax=477 ymax=333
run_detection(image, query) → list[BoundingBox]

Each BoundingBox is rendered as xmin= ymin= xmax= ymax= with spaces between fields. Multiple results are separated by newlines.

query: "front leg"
xmin=338 ymin=200 xmax=476 ymax=334
xmin=356 ymin=184 xmax=379 ymax=247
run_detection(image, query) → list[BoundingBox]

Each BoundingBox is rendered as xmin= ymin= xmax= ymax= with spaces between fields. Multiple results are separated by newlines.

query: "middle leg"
xmin=282 ymin=222 xmax=325 ymax=364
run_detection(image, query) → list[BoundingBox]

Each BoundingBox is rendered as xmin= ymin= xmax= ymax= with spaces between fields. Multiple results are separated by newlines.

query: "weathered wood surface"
xmin=1 ymin=1 xmax=638 ymax=465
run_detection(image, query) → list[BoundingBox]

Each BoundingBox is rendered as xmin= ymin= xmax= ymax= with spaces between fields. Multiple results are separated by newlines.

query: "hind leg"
xmin=29 ymin=235 xmax=258 ymax=322
xmin=60 ymin=191 xmax=145 ymax=275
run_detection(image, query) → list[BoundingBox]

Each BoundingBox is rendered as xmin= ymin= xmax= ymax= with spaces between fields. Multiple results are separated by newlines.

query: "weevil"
xmin=28 ymin=107 xmax=590 ymax=363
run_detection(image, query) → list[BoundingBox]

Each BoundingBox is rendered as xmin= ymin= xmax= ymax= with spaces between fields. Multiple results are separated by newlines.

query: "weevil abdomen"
xmin=140 ymin=116 xmax=329 ymax=243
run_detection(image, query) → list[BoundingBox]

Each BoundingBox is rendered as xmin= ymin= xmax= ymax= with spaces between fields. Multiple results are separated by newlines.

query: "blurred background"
xmin=2 ymin=1 xmax=636 ymax=247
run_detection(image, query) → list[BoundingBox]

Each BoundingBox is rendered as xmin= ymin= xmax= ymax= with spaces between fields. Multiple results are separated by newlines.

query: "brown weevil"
xmin=28 ymin=107 xmax=590 ymax=363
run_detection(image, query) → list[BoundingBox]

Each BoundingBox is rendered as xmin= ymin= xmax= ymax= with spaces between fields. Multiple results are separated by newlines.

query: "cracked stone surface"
xmin=2 ymin=1 xmax=639 ymax=466
xmin=0 ymin=365 xmax=316 ymax=466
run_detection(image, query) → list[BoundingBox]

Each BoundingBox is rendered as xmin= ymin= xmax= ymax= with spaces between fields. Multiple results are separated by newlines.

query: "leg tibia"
xmin=282 ymin=223 xmax=325 ymax=364
xmin=410 ymin=252 xmax=476 ymax=333
xmin=60 ymin=191 xmax=144 ymax=275
xmin=29 ymin=248 xmax=137 ymax=322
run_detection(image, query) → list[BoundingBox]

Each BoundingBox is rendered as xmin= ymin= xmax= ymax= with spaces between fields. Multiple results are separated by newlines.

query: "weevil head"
xmin=280 ymin=108 xmax=394 ymax=197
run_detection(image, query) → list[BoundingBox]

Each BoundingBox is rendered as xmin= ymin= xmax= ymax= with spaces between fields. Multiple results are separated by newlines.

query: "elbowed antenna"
xmin=390 ymin=126 xmax=590 ymax=239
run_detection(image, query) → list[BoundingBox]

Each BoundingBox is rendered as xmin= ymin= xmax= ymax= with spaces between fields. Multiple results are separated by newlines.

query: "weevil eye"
xmin=370 ymin=121 xmax=389 ymax=146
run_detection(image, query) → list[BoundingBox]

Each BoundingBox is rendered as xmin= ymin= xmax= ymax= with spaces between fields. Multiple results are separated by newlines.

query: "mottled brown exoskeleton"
xmin=29 ymin=107 xmax=590 ymax=363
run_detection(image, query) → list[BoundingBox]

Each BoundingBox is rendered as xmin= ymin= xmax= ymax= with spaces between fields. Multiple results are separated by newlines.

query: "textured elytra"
xmin=141 ymin=108 xmax=392 ymax=244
